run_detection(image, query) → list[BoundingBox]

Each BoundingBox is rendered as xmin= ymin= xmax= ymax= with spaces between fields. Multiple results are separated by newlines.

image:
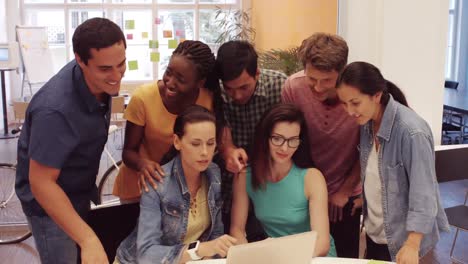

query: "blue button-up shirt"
xmin=16 ymin=60 xmax=111 ymax=216
xmin=116 ymin=155 xmax=224 ymax=264
xmin=359 ymin=95 xmax=450 ymax=261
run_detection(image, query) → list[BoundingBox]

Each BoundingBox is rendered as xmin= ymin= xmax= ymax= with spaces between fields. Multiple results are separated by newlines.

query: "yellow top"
xmin=112 ymin=82 xmax=213 ymax=200
xmin=184 ymin=176 xmax=211 ymax=243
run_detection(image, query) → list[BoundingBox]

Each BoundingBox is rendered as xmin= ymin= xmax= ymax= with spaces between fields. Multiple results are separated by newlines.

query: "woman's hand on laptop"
xmin=198 ymin=234 xmax=238 ymax=258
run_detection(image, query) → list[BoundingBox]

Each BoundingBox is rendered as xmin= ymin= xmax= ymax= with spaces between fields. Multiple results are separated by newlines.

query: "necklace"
xmin=190 ymin=195 xmax=197 ymax=217
xmin=188 ymin=173 xmax=205 ymax=218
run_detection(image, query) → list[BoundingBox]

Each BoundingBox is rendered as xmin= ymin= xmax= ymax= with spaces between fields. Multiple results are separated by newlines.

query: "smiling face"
xmin=304 ymin=63 xmax=339 ymax=102
xmin=174 ymin=121 xmax=217 ymax=173
xmin=161 ymin=55 xmax=204 ymax=105
xmin=75 ymin=41 xmax=126 ymax=101
xmin=336 ymin=83 xmax=383 ymax=125
xmin=222 ymin=69 xmax=259 ymax=105
xmin=269 ymin=121 xmax=301 ymax=165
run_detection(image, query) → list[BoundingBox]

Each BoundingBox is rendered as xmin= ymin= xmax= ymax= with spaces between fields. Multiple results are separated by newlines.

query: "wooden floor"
xmin=0 ymin=132 xmax=467 ymax=263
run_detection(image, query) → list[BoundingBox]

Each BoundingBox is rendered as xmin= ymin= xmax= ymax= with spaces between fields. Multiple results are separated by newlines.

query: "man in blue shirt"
xmin=15 ymin=17 xmax=126 ymax=263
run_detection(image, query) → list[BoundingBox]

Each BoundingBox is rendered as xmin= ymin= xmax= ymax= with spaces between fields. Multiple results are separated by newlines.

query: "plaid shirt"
xmin=222 ymin=69 xmax=286 ymax=150
xmin=220 ymin=69 xmax=286 ymax=213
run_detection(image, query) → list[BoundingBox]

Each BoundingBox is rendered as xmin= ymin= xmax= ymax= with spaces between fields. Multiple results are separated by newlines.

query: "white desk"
xmin=188 ymin=257 xmax=394 ymax=264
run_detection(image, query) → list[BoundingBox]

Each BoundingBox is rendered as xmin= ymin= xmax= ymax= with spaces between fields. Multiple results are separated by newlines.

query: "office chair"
xmin=110 ymin=95 xmax=126 ymax=146
xmin=445 ymin=191 xmax=468 ymax=263
xmin=12 ymin=101 xmax=29 ymax=134
xmin=442 ymin=109 xmax=463 ymax=144
xmin=445 ymin=80 xmax=459 ymax=89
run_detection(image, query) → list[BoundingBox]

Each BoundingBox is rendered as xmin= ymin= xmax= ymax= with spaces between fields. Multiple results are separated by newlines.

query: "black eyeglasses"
xmin=269 ymin=135 xmax=301 ymax=148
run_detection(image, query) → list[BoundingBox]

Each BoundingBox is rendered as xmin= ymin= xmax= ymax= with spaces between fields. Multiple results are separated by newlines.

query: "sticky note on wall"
xmin=126 ymin=34 xmax=133 ymax=40
xmin=128 ymin=60 xmax=138 ymax=70
xmin=125 ymin=20 xmax=135 ymax=30
xmin=168 ymin=39 xmax=178 ymax=49
xmin=150 ymin=52 xmax=160 ymax=62
xmin=163 ymin=30 xmax=173 ymax=38
xmin=149 ymin=40 xmax=159 ymax=49
xmin=142 ymin=32 xmax=148 ymax=39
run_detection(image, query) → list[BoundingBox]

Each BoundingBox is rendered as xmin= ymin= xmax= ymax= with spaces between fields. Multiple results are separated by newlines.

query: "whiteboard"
xmin=16 ymin=26 xmax=55 ymax=84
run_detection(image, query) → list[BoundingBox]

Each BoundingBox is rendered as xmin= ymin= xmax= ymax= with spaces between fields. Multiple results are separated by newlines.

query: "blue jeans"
xmin=26 ymin=199 xmax=90 ymax=264
xmin=27 ymin=215 xmax=80 ymax=264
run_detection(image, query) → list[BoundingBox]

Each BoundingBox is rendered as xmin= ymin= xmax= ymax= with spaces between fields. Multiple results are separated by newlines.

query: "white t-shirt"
xmin=364 ymin=144 xmax=387 ymax=244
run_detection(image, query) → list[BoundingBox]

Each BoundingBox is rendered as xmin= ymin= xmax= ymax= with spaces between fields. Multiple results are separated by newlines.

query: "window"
xmin=21 ymin=0 xmax=243 ymax=82
xmin=445 ymin=0 xmax=460 ymax=80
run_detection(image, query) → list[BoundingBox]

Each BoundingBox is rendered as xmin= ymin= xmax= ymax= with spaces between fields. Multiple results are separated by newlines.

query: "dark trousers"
xmin=215 ymin=154 xmax=267 ymax=242
xmin=329 ymin=195 xmax=362 ymax=258
xmin=365 ymin=235 xmax=392 ymax=261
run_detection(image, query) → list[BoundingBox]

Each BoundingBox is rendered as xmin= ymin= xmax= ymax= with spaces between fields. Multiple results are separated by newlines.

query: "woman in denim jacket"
xmin=115 ymin=105 xmax=237 ymax=264
xmin=336 ymin=62 xmax=449 ymax=263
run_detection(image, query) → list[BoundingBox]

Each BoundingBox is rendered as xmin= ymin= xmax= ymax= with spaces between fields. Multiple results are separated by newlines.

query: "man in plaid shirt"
xmin=215 ymin=40 xmax=286 ymax=241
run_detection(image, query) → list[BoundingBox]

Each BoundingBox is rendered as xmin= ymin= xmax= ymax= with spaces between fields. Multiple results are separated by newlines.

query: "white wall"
xmin=6 ymin=0 xmax=22 ymax=102
xmin=0 ymin=0 xmax=7 ymax=125
xmin=339 ymin=0 xmax=449 ymax=145
xmin=458 ymin=1 xmax=468 ymax=91
xmin=0 ymin=0 xmax=22 ymax=126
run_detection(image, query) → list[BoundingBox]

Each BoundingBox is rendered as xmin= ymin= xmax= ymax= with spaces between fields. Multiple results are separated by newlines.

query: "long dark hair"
xmin=160 ymin=105 xmax=217 ymax=165
xmin=172 ymin=40 xmax=225 ymax=138
xmin=336 ymin=61 xmax=409 ymax=107
xmin=250 ymin=104 xmax=311 ymax=190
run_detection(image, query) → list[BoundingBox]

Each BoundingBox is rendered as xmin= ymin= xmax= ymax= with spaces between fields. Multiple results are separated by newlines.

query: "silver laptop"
xmin=226 ymin=231 xmax=317 ymax=264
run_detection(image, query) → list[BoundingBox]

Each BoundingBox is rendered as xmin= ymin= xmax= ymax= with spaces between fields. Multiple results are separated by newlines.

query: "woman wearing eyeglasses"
xmin=230 ymin=104 xmax=337 ymax=257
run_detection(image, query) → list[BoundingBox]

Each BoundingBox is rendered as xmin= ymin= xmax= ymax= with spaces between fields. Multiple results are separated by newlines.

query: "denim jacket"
xmin=359 ymin=96 xmax=450 ymax=261
xmin=116 ymin=155 xmax=224 ymax=264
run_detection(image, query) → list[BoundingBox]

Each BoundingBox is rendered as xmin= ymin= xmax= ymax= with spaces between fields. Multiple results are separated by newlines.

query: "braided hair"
xmin=172 ymin=40 xmax=225 ymax=142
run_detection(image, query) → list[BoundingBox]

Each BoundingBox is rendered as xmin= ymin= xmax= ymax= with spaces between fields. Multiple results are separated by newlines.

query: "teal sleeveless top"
xmin=246 ymin=164 xmax=337 ymax=257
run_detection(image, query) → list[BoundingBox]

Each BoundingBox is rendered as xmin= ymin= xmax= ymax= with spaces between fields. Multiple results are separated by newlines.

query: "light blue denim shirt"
xmin=359 ymin=96 xmax=450 ymax=261
xmin=115 ymin=155 xmax=224 ymax=264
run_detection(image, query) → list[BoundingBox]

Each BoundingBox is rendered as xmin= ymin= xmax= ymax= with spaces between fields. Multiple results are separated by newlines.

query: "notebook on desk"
xmin=226 ymin=231 xmax=317 ymax=264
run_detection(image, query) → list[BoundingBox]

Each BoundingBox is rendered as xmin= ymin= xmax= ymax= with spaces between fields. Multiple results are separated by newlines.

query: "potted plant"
xmin=258 ymin=47 xmax=303 ymax=76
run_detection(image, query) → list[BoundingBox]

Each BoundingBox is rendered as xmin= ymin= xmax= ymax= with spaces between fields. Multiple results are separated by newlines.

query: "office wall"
xmin=5 ymin=0 xmax=21 ymax=104
xmin=0 ymin=0 xmax=6 ymax=43
xmin=0 ymin=0 xmax=22 ymax=124
xmin=251 ymin=0 xmax=337 ymax=52
xmin=459 ymin=1 xmax=468 ymax=91
xmin=0 ymin=1 xmax=5 ymax=123
xmin=339 ymin=0 xmax=449 ymax=145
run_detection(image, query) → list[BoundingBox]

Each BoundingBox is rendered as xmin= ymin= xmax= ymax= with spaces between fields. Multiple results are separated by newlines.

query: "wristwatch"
xmin=187 ymin=240 xmax=202 ymax=260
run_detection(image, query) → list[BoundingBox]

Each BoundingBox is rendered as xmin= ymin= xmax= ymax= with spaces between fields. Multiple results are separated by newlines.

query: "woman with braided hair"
xmin=113 ymin=40 xmax=225 ymax=200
